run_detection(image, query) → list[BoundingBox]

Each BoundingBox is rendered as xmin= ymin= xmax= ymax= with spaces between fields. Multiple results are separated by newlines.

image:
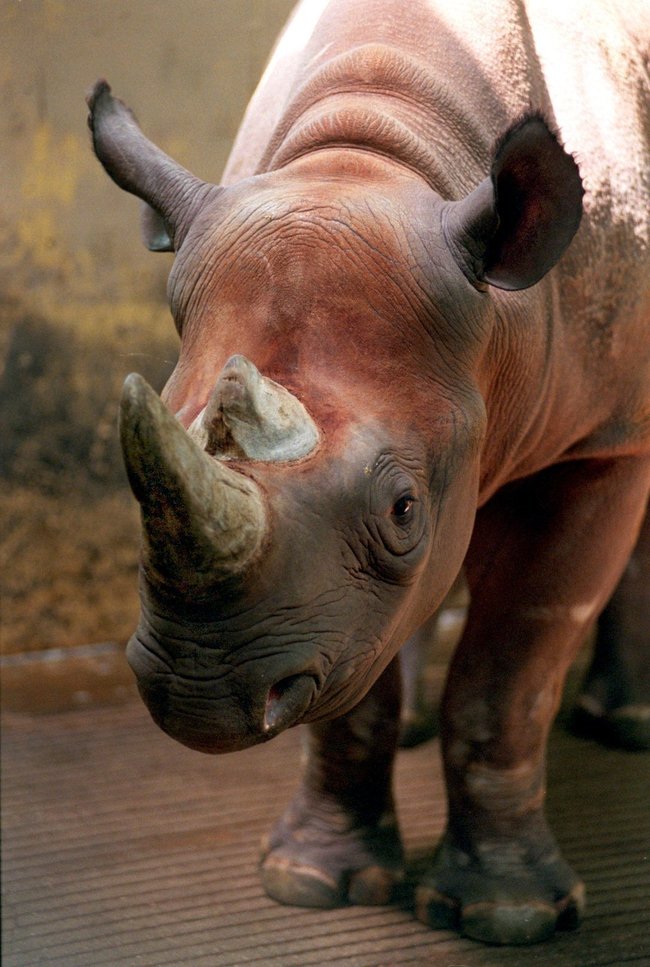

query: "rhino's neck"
xmin=257 ymin=44 xmax=497 ymax=200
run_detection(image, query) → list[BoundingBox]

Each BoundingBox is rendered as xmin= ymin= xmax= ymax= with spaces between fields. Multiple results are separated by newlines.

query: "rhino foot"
xmin=415 ymin=835 xmax=585 ymax=945
xmin=260 ymin=805 xmax=404 ymax=908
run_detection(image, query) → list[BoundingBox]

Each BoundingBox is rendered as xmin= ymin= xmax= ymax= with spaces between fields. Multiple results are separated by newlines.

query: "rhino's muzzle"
xmin=119 ymin=373 xmax=268 ymax=590
xmin=127 ymin=631 xmax=320 ymax=752
xmin=142 ymin=674 xmax=318 ymax=752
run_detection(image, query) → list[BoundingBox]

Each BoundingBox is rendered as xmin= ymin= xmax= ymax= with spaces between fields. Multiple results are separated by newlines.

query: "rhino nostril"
xmin=264 ymin=673 xmax=317 ymax=734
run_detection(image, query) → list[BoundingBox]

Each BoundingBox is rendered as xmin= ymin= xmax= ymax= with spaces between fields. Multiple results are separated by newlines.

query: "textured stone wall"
xmin=1 ymin=0 xmax=294 ymax=653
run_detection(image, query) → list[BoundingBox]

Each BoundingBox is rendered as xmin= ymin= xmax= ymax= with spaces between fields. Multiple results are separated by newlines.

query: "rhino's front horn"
xmin=120 ymin=374 xmax=267 ymax=590
xmin=188 ymin=355 xmax=320 ymax=462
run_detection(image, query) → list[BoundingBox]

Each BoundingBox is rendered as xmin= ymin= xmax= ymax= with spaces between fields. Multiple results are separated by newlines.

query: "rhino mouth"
xmin=127 ymin=634 xmax=321 ymax=752
xmin=263 ymin=673 xmax=319 ymax=736
xmin=151 ymin=682 xmax=317 ymax=753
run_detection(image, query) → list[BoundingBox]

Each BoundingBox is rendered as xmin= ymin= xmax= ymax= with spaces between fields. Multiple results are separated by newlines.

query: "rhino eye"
xmin=392 ymin=495 xmax=415 ymax=520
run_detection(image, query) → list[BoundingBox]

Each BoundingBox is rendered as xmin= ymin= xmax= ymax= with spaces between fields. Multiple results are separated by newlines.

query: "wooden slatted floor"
xmin=3 ymin=686 xmax=650 ymax=966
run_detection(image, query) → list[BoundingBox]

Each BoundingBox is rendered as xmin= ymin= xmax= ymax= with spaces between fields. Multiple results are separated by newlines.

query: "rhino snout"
xmin=126 ymin=633 xmax=322 ymax=751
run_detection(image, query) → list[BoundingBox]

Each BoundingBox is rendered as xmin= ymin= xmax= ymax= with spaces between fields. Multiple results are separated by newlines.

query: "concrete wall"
xmin=1 ymin=0 xmax=294 ymax=655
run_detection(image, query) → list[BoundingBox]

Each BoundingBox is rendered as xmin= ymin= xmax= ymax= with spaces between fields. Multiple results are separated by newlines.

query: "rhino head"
xmin=88 ymin=81 xmax=582 ymax=753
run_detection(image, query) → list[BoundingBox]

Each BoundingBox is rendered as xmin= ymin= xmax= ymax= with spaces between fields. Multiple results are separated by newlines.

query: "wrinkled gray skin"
xmin=87 ymin=0 xmax=650 ymax=947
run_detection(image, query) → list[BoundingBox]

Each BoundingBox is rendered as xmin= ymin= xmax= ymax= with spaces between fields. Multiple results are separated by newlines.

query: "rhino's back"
xmin=224 ymin=0 xmax=541 ymax=188
xmin=224 ymin=0 xmax=648 ymax=223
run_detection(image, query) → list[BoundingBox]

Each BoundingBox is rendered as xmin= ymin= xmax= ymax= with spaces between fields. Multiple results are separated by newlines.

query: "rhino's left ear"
xmin=87 ymin=80 xmax=219 ymax=252
xmin=443 ymin=115 xmax=583 ymax=291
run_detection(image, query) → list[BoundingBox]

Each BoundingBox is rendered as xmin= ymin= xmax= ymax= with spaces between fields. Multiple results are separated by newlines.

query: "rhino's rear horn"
xmin=87 ymin=80 xmax=219 ymax=251
xmin=188 ymin=355 xmax=320 ymax=462
xmin=120 ymin=374 xmax=267 ymax=591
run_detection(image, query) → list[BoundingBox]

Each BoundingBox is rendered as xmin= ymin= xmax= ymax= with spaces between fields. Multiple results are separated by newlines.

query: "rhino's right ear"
xmin=87 ymin=80 xmax=219 ymax=252
xmin=443 ymin=114 xmax=583 ymax=291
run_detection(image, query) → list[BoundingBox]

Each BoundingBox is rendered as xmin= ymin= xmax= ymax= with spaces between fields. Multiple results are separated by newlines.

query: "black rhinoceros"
xmin=88 ymin=0 xmax=649 ymax=945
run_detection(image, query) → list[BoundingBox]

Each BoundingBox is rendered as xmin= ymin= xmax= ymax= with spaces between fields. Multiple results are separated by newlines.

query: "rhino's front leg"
xmin=417 ymin=458 xmax=649 ymax=945
xmin=261 ymin=657 xmax=404 ymax=908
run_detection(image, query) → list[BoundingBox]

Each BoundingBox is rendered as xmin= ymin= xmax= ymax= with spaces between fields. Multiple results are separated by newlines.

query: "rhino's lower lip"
xmin=159 ymin=719 xmax=261 ymax=754
xmin=263 ymin=673 xmax=318 ymax=735
xmin=150 ymin=680 xmax=317 ymax=752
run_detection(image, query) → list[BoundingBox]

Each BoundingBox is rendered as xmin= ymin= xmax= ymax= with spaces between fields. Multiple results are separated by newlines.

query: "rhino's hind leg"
xmin=571 ymin=507 xmax=650 ymax=750
xmin=417 ymin=459 xmax=649 ymax=945
xmin=261 ymin=658 xmax=404 ymax=908
xmin=399 ymin=613 xmax=441 ymax=748
xmin=399 ymin=581 xmax=467 ymax=748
